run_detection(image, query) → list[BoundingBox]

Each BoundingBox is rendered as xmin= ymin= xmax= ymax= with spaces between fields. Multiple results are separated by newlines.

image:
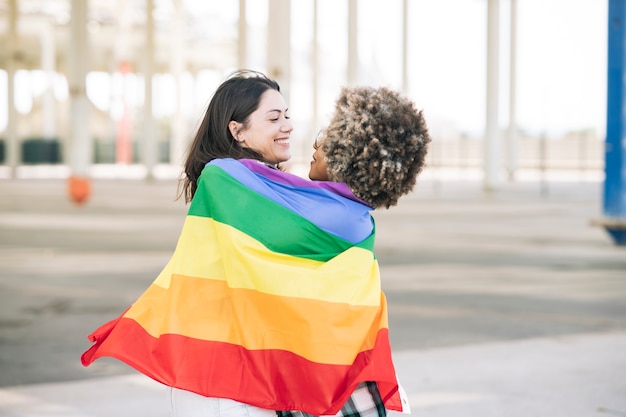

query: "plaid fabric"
xmin=276 ymin=382 xmax=386 ymax=417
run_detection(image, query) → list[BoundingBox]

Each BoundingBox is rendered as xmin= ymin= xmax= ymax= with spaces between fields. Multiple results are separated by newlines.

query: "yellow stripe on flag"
xmin=153 ymin=216 xmax=381 ymax=306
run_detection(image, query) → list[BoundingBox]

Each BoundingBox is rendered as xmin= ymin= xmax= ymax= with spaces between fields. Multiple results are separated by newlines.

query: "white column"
xmin=484 ymin=0 xmax=500 ymax=191
xmin=302 ymin=0 xmax=321 ymax=162
xmin=312 ymin=0 xmax=319 ymax=128
xmin=238 ymin=0 xmax=247 ymax=69
xmin=68 ymin=0 xmax=91 ymax=177
xmin=169 ymin=0 xmax=186 ymax=168
xmin=41 ymin=20 xmax=57 ymax=141
xmin=6 ymin=0 xmax=18 ymax=174
xmin=267 ymin=0 xmax=291 ymax=102
xmin=143 ymin=0 xmax=157 ymax=179
xmin=507 ymin=0 xmax=518 ymax=180
xmin=402 ymin=0 xmax=409 ymax=94
xmin=347 ymin=0 xmax=358 ymax=85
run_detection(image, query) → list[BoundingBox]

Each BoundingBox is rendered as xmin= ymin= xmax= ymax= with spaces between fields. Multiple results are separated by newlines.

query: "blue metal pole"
xmin=603 ymin=0 xmax=626 ymax=245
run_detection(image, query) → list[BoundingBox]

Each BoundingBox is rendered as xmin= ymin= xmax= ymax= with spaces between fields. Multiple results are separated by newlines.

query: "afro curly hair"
xmin=321 ymin=86 xmax=431 ymax=209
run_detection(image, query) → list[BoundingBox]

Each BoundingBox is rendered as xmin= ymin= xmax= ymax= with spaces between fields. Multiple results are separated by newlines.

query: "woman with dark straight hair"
xmin=181 ymin=69 xmax=291 ymax=202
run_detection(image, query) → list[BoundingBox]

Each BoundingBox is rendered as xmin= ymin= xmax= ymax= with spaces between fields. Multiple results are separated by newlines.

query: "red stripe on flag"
xmin=81 ymin=316 xmax=400 ymax=415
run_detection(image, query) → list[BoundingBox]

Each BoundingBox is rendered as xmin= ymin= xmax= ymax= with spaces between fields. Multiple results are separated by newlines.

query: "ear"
xmin=228 ymin=121 xmax=243 ymax=142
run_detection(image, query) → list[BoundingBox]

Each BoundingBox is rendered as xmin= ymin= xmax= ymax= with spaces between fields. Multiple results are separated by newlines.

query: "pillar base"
xmin=590 ymin=217 xmax=626 ymax=246
xmin=68 ymin=175 xmax=91 ymax=205
xmin=606 ymin=229 xmax=626 ymax=245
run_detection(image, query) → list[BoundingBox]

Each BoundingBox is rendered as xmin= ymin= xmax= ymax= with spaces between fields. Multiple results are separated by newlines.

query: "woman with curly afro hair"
xmin=309 ymin=86 xmax=431 ymax=209
xmin=302 ymin=87 xmax=430 ymax=417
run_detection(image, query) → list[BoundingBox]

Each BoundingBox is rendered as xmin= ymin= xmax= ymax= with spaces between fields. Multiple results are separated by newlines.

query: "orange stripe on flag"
xmin=124 ymin=274 xmax=388 ymax=365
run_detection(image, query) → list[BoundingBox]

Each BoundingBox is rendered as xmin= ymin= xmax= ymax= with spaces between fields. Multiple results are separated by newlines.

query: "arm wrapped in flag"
xmin=81 ymin=158 xmax=406 ymax=415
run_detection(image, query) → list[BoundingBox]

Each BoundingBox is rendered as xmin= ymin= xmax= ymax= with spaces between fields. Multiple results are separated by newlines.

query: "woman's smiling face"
xmin=235 ymin=89 xmax=293 ymax=165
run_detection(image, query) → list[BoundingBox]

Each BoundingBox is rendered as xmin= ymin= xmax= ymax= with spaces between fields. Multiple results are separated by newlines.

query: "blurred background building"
xmin=0 ymin=0 xmax=608 ymax=185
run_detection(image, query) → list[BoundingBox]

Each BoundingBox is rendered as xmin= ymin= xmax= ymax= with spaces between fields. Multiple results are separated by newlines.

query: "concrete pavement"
xmin=0 ymin=171 xmax=625 ymax=417
xmin=0 ymin=332 xmax=624 ymax=417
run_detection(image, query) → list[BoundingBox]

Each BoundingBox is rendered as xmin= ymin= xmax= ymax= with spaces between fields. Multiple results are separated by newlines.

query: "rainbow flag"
xmin=81 ymin=158 xmax=407 ymax=415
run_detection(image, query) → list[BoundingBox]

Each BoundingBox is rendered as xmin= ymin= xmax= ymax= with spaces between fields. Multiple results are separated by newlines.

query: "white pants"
xmin=169 ymin=388 xmax=277 ymax=417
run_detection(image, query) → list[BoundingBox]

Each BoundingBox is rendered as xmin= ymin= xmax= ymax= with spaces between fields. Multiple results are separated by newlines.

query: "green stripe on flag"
xmin=188 ymin=164 xmax=375 ymax=262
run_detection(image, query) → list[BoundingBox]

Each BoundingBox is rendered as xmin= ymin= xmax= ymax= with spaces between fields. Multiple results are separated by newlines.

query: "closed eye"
xmin=267 ymin=109 xmax=289 ymax=121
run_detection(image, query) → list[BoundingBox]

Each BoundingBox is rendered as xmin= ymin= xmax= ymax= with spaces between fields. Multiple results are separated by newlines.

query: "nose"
xmin=281 ymin=119 xmax=293 ymax=133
